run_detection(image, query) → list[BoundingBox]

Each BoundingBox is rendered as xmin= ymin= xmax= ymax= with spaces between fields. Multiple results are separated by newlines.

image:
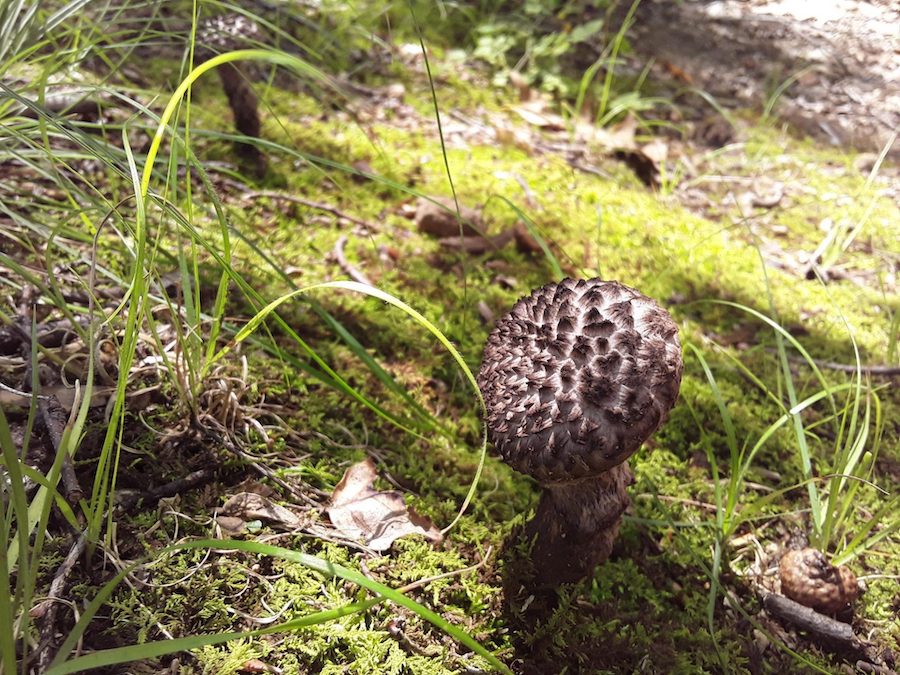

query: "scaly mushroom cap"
xmin=478 ymin=278 xmax=682 ymax=483
xmin=197 ymin=14 xmax=263 ymax=58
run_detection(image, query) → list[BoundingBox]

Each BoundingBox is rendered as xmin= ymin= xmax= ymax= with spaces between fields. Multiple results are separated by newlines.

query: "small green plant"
xmin=472 ymin=4 xmax=605 ymax=97
xmin=809 ymin=130 xmax=898 ymax=272
xmin=685 ymin=290 xmax=896 ymax=670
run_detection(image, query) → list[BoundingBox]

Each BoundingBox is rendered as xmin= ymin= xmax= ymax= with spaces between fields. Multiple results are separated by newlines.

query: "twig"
xmin=762 ymin=592 xmax=856 ymax=646
xmin=116 ymin=468 xmax=217 ymax=514
xmin=333 ymin=236 xmax=372 ymax=286
xmin=857 ymin=662 xmax=899 ymax=675
xmin=239 ymin=188 xmax=383 ymax=233
xmin=567 ymin=158 xmax=613 ymax=179
xmin=806 ymin=360 xmax=900 ymax=377
xmin=438 ymin=229 xmax=516 ymax=254
xmin=770 ymin=350 xmax=900 ymax=377
xmin=33 ymin=530 xmax=89 ymax=671
xmin=0 ymin=316 xmax=88 ymax=355
xmin=39 ymin=394 xmax=83 ymax=504
xmin=13 ymin=308 xmax=84 ymax=503
xmin=636 ymin=493 xmax=718 ymax=511
xmin=762 ymin=592 xmax=891 ymax=670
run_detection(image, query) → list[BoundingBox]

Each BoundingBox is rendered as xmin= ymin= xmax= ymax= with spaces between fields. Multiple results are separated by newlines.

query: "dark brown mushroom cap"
xmin=477 ymin=278 xmax=683 ymax=483
xmin=779 ymin=548 xmax=858 ymax=614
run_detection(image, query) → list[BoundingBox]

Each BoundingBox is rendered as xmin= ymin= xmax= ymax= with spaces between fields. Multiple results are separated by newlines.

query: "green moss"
xmin=72 ymin=29 xmax=899 ymax=675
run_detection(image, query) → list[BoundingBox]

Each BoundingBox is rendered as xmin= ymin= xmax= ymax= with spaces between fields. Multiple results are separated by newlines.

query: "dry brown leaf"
xmin=239 ymin=659 xmax=283 ymax=674
xmin=216 ymin=516 xmax=246 ymax=537
xmin=219 ymin=492 xmax=304 ymax=531
xmin=512 ymin=96 xmax=566 ymax=130
xmin=327 ymin=458 xmax=442 ymax=551
xmin=641 ymin=138 xmax=670 ymax=166
xmin=585 ymin=113 xmax=639 ymax=151
xmin=415 ymin=196 xmax=482 ymax=237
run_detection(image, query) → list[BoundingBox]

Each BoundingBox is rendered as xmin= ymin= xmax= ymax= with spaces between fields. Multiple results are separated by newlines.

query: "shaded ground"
xmin=626 ymin=0 xmax=899 ymax=157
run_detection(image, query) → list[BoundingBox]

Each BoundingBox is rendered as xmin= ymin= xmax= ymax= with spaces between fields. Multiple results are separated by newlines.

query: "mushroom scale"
xmin=478 ymin=278 xmax=682 ymax=484
xmin=478 ymin=278 xmax=682 ymax=585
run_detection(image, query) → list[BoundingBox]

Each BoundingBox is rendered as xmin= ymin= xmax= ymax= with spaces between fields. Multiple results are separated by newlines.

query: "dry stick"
xmin=0 ymin=316 xmax=87 ymax=355
xmin=10 ymin=313 xmax=84 ymax=504
xmin=772 ymin=350 xmax=900 ymax=377
xmin=857 ymin=662 xmax=899 ymax=675
xmin=438 ymin=228 xmax=516 ymax=255
xmin=762 ymin=592 xmax=857 ymax=646
xmin=33 ymin=530 xmax=89 ymax=672
xmin=115 ymin=468 xmax=217 ymax=514
xmin=333 ymin=236 xmax=372 ymax=286
xmin=762 ymin=592 xmax=892 ymax=670
xmin=39 ymin=394 xmax=83 ymax=504
xmin=236 ymin=186 xmax=383 ymax=234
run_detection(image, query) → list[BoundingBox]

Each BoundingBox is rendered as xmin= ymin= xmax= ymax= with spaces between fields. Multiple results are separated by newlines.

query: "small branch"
xmin=762 ymin=592 xmax=892 ymax=670
xmin=12 ymin=306 xmax=83 ymax=503
xmin=438 ymin=228 xmax=516 ymax=255
xmin=116 ymin=468 xmax=217 ymax=514
xmin=33 ymin=530 xmax=89 ymax=671
xmin=771 ymin=350 xmax=900 ymax=377
xmin=762 ymin=592 xmax=856 ymax=647
xmin=333 ymin=236 xmax=372 ymax=286
xmin=39 ymin=393 xmax=83 ymax=504
xmin=240 ymin=188 xmax=383 ymax=233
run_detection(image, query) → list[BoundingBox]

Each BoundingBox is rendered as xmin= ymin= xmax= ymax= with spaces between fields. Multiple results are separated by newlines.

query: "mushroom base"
xmin=525 ymin=463 xmax=634 ymax=586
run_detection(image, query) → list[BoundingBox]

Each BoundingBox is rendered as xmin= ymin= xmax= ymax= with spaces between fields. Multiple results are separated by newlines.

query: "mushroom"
xmin=197 ymin=14 xmax=267 ymax=175
xmin=779 ymin=548 xmax=858 ymax=614
xmin=477 ymin=278 xmax=682 ymax=585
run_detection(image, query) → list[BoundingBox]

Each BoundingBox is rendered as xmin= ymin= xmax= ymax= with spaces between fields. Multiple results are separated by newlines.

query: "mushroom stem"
xmin=526 ymin=463 xmax=634 ymax=585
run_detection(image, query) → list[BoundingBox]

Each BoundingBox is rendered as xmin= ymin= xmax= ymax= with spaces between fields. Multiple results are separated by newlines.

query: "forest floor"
xmin=2 ymin=2 xmax=898 ymax=674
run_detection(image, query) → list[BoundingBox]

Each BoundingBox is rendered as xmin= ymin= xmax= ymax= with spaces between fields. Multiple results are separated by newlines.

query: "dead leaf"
xmin=415 ymin=196 xmax=482 ymax=237
xmin=661 ymin=60 xmax=695 ymax=85
xmin=219 ymin=492 xmax=304 ymax=531
xmin=216 ymin=516 xmax=246 ymax=537
xmin=615 ymin=149 xmax=661 ymax=188
xmin=508 ymin=70 xmax=532 ymax=101
xmin=438 ymin=228 xmax=515 ymax=254
xmin=327 ymin=458 xmax=442 ymax=551
xmin=693 ymin=115 xmax=735 ymax=148
xmin=239 ymin=659 xmax=283 ymax=674
xmin=512 ymin=96 xmax=566 ymax=131
xmin=513 ymin=221 xmax=544 ymax=255
xmin=641 ymin=138 xmax=669 ymax=166
xmin=584 ymin=113 xmax=639 ymax=151
xmin=751 ymin=179 xmax=785 ymax=208
xmin=477 ymin=300 xmax=495 ymax=325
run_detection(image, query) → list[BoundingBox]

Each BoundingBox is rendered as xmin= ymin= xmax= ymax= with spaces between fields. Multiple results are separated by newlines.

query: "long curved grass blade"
xmin=141 ymin=49 xmax=338 ymax=199
xmin=215 ymin=280 xmax=488 ymax=532
xmin=45 ymin=599 xmax=382 ymax=675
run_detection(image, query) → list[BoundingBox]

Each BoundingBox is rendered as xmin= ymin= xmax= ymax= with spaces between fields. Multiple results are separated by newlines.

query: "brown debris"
xmin=415 ymin=196 xmax=483 ymax=238
xmin=326 ymin=458 xmax=442 ymax=551
xmin=779 ymin=548 xmax=859 ymax=614
xmin=219 ymin=492 xmax=305 ymax=531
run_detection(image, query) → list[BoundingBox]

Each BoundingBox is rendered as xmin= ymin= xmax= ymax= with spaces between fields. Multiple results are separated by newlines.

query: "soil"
xmin=626 ymin=0 xmax=899 ymax=157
